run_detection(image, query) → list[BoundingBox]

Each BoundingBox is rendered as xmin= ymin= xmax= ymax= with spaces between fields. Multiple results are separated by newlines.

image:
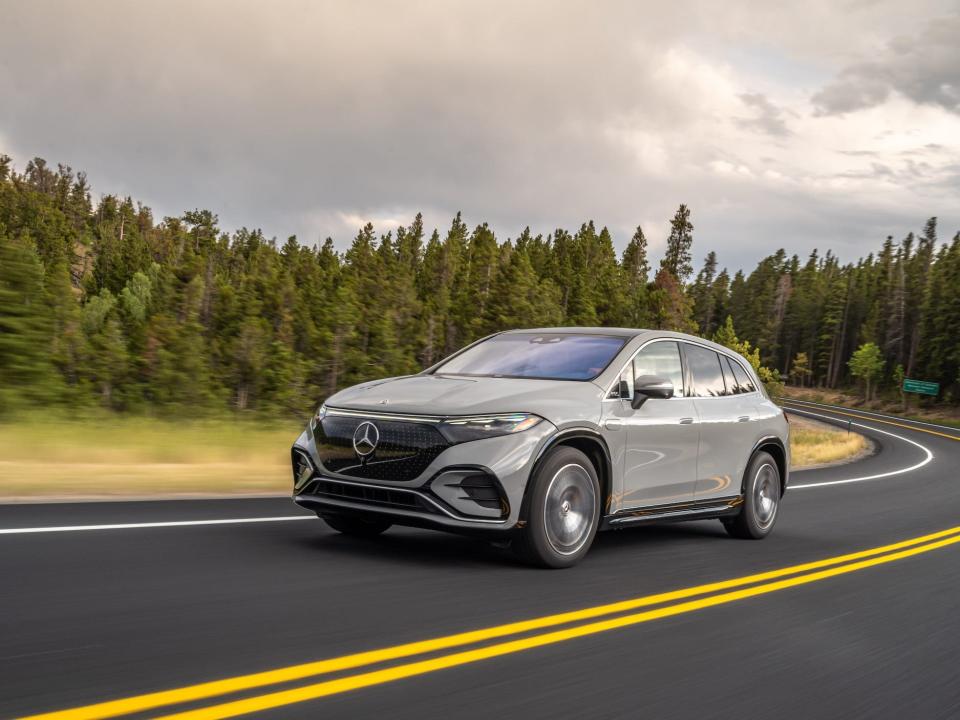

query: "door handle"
xmin=604 ymin=419 xmax=623 ymax=431
xmin=679 ymin=417 xmax=695 ymax=425
xmin=738 ymin=416 xmax=750 ymax=423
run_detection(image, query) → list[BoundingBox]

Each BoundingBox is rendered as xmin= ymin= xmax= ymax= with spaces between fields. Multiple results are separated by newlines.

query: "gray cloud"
xmin=0 ymin=0 xmax=957 ymax=273
xmin=813 ymin=15 xmax=960 ymax=115
xmin=736 ymin=93 xmax=792 ymax=137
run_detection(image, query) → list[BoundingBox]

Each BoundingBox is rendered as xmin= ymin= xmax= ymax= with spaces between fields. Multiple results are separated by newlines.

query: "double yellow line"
xmin=25 ymin=524 xmax=960 ymax=720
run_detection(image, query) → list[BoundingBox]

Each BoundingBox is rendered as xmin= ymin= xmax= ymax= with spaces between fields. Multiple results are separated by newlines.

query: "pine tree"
xmin=0 ymin=233 xmax=60 ymax=413
xmin=649 ymin=268 xmax=696 ymax=333
xmin=690 ymin=251 xmax=718 ymax=335
xmin=483 ymin=245 xmax=562 ymax=331
xmin=621 ymin=225 xmax=651 ymax=328
xmin=660 ymin=204 xmax=694 ymax=282
xmin=452 ymin=223 xmax=500 ymax=343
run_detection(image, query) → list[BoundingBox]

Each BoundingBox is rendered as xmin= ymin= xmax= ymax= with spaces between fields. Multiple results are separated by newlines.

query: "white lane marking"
xmin=782 ymin=398 xmax=960 ymax=436
xmin=0 ymin=516 xmax=313 ymax=535
xmin=786 ymin=407 xmax=934 ymax=490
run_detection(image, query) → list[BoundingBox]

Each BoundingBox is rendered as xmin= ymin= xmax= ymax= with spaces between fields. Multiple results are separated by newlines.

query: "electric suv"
xmin=291 ymin=328 xmax=789 ymax=567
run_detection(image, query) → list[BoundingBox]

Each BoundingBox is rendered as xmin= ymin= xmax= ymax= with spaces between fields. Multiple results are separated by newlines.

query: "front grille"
xmin=313 ymin=414 xmax=450 ymax=481
xmin=303 ymin=478 xmax=437 ymax=514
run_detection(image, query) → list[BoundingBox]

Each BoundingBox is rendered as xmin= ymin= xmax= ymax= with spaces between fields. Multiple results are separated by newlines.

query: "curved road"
xmin=2 ymin=402 xmax=960 ymax=719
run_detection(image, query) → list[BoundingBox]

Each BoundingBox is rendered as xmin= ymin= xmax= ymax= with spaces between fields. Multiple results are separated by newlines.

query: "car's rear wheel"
xmin=321 ymin=513 xmax=392 ymax=537
xmin=515 ymin=446 xmax=600 ymax=568
xmin=723 ymin=450 xmax=780 ymax=539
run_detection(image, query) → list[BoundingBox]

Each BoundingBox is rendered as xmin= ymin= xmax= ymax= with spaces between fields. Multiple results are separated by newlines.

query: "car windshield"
xmin=434 ymin=333 xmax=627 ymax=381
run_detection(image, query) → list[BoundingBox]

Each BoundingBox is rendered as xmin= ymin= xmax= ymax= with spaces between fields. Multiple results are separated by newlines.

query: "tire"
xmin=515 ymin=446 xmax=601 ymax=568
xmin=321 ymin=513 xmax=392 ymax=537
xmin=724 ymin=451 xmax=781 ymax=539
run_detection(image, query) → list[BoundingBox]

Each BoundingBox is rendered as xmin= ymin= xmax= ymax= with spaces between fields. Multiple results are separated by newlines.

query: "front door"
xmin=608 ymin=340 xmax=700 ymax=510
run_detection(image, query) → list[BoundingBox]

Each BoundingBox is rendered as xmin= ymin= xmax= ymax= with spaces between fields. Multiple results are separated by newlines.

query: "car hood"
xmin=326 ymin=374 xmax=605 ymax=427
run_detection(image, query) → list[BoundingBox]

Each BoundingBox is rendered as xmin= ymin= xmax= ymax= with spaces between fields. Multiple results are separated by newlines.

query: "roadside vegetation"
xmin=0 ymin=417 xmax=297 ymax=499
xmin=3 ymin=156 xmax=959 ymax=425
xmin=788 ymin=415 xmax=869 ymax=469
xmin=0 ymin=414 xmax=865 ymax=499
xmin=781 ymin=386 xmax=960 ymax=430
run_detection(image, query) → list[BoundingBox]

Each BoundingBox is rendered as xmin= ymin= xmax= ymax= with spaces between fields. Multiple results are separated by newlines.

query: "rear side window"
xmin=633 ymin=341 xmax=684 ymax=398
xmin=728 ymin=357 xmax=756 ymax=393
xmin=684 ymin=344 xmax=726 ymax=397
xmin=720 ymin=355 xmax=737 ymax=394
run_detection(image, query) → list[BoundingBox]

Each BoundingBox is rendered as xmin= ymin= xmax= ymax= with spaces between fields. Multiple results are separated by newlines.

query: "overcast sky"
xmin=2 ymin=0 xmax=958 ymax=271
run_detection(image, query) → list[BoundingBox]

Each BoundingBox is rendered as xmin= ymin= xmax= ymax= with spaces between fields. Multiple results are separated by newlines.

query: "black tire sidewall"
xmin=737 ymin=451 xmax=781 ymax=538
xmin=519 ymin=446 xmax=601 ymax=568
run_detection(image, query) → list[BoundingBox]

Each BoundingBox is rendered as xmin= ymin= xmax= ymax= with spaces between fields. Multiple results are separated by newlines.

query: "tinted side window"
xmin=633 ymin=341 xmax=684 ymax=397
xmin=729 ymin=358 xmax=756 ymax=393
xmin=685 ymin=344 xmax=726 ymax=397
xmin=720 ymin=355 xmax=738 ymax=394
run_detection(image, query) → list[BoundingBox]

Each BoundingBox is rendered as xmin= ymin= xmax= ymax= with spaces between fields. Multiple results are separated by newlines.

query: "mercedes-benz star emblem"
xmin=352 ymin=421 xmax=380 ymax=459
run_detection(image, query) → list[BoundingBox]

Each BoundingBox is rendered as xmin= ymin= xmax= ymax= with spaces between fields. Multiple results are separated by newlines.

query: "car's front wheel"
xmin=723 ymin=450 xmax=781 ymax=539
xmin=321 ymin=513 xmax=392 ymax=537
xmin=515 ymin=446 xmax=600 ymax=568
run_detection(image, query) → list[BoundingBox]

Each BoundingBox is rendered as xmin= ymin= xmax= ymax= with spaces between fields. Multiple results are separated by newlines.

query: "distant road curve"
xmin=782 ymin=402 xmax=935 ymax=489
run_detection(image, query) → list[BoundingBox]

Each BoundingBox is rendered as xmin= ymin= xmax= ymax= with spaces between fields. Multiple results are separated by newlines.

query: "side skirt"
xmin=601 ymin=495 xmax=743 ymax=530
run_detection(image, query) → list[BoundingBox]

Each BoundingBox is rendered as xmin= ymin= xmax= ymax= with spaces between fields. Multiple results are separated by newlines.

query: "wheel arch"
xmin=749 ymin=435 xmax=788 ymax=496
xmin=526 ymin=429 xmax=612 ymax=517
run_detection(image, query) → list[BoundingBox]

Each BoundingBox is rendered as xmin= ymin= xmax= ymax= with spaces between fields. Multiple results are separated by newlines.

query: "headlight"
xmin=438 ymin=413 xmax=543 ymax=443
xmin=311 ymin=404 xmax=327 ymax=429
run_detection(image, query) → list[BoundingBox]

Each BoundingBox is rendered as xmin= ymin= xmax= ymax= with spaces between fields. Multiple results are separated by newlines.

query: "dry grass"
xmin=0 ymin=412 xmax=869 ymax=500
xmin=0 ymin=418 xmax=298 ymax=499
xmin=789 ymin=416 xmax=869 ymax=469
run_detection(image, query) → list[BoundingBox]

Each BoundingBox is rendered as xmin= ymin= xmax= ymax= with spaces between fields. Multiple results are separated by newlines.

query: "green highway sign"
xmin=903 ymin=378 xmax=939 ymax=396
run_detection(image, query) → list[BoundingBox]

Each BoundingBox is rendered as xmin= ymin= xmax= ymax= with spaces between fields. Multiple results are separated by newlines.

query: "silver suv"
xmin=292 ymin=328 xmax=789 ymax=567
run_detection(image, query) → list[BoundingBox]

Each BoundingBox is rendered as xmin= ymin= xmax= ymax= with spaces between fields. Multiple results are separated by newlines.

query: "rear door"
xmin=683 ymin=343 xmax=755 ymax=502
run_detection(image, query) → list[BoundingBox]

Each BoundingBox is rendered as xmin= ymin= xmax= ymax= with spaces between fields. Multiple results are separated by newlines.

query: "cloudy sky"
xmin=2 ymin=0 xmax=958 ymax=271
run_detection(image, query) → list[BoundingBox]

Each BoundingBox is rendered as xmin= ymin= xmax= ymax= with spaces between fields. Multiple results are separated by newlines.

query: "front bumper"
xmin=290 ymin=419 xmax=556 ymax=533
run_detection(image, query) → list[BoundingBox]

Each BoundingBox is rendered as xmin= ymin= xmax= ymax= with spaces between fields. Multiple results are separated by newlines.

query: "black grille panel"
xmin=303 ymin=478 xmax=436 ymax=513
xmin=313 ymin=415 xmax=449 ymax=481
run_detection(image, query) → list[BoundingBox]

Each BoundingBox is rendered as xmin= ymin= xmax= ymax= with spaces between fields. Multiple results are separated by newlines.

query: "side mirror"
xmin=631 ymin=375 xmax=674 ymax=409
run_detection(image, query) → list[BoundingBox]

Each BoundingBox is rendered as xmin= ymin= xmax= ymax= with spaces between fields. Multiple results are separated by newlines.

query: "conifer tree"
xmin=660 ymin=204 xmax=694 ymax=282
xmin=0 ymin=233 xmax=60 ymax=412
xmin=690 ymin=251 xmax=718 ymax=335
xmin=621 ymin=225 xmax=650 ymax=328
xmin=1 ymin=155 xmax=959 ymax=415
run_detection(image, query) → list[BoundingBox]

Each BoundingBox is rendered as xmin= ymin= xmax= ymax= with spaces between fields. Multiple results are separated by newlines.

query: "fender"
xmin=747 ymin=434 xmax=789 ymax=493
xmin=519 ymin=427 xmax=613 ymax=522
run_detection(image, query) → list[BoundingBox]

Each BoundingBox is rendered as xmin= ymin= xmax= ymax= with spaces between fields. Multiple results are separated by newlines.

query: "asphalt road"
xmin=2 ymin=401 xmax=959 ymax=719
